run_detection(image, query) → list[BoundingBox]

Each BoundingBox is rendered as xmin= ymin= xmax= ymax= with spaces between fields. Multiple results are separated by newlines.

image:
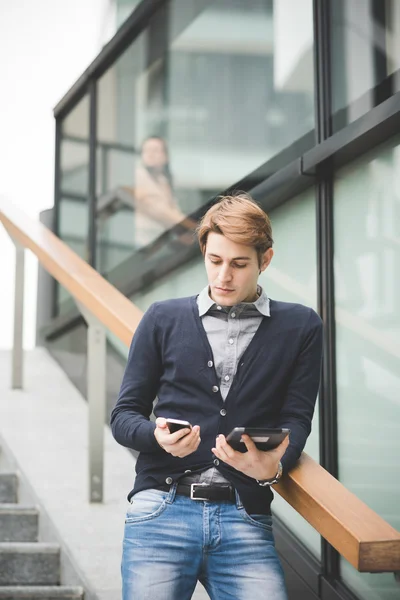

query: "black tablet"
xmin=226 ymin=427 xmax=290 ymax=451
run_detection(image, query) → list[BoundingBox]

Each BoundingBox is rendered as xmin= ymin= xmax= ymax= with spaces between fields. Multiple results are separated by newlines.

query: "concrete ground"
xmin=0 ymin=348 xmax=208 ymax=600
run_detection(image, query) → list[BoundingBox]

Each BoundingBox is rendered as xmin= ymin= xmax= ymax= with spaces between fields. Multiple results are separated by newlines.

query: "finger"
xmin=271 ymin=435 xmax=290 ymax=458
xmin=155 ymin=417 xmax=168 ymax=428
xmin=180 ymin=434 xmax=200 ymax=453
xmin=212 ymin=446 xmax=227 ymax=462
xmin=216 ymin=435 xmax=236 ymax=459
xmin=240 ymin=434 xmax=258 ymax=454
xmin=214 ymin=439 xmax=236 ymax=466
xmin=167 ymin=427 xmax=193 ymax=444
xmin=174 ymin=425 xmax=200 ymax=447
xmin=174 ymin=430 xmax=201 ymax=457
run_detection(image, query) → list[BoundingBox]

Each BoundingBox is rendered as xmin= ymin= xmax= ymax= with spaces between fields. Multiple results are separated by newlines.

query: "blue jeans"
xmin=122 ymin=484 xmax=288 ymax=600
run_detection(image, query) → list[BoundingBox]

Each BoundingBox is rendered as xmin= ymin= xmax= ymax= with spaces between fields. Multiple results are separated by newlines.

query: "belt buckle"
xmin=190 ymin=482 xmax=208 ymax=500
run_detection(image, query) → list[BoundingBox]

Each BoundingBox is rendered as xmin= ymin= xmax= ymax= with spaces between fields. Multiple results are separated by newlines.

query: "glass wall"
xmin=58 ymin=94 xmax=90 ymax=314
xmin=95 ymin=0 xmax=315 ymax=281
xmin=334 ymin=137 xmax=400 ymax=599
xmin=116 ymin=0 xmax=141 ymax=28
xmin=330 ymin=0 xmax=400 ymax=132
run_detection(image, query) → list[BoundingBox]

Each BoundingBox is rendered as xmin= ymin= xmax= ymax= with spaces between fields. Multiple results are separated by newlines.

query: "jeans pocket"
xmin=239 ymin=510 xmax=273 ymax=531
xmin=125 ymin=489 xmax=168 ymax=523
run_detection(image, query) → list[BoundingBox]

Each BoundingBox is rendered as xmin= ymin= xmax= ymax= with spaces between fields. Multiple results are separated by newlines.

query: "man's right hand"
xmin=154 ymin=417 xmax=201 ymax=458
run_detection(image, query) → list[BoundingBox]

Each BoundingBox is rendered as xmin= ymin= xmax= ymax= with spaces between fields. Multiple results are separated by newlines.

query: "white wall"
xmin=0 ymin=0 xmax=115 ymax=349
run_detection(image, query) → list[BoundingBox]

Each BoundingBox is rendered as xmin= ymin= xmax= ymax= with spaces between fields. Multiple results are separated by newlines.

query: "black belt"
xmin=159 ymin=482 xmax=235 ymax=503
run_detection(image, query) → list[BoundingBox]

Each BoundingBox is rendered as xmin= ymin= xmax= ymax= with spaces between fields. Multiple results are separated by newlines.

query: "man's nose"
xmin=218 ymin=264 xmax=232 ymax=282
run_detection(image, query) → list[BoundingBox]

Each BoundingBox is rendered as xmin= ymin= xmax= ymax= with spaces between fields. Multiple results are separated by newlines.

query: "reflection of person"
xmin=111 ymin=193 xmax=323 ymax=599
xmin=134 ymin=136 xmax=195 ymax=248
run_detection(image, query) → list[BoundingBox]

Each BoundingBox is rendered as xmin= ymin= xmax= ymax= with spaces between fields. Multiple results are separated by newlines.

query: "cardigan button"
xmin=220 ymin=408 xmax=227 ymax=416
xmin=214 ymin=459 xmax=220 ymax=466
xmin=208 ymin=360 xmax=213 ymax=367
xmin=212 ymin=385 xmax=219 ymax=393
xmin=165 ymin=477 xmax=173 ymax=485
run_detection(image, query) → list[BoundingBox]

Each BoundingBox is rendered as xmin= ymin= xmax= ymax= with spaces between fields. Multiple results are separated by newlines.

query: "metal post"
xmin=12 ymin=242 xmax=25 ymax=389
xmin=75 ymin=301 xmax=106 ymax=503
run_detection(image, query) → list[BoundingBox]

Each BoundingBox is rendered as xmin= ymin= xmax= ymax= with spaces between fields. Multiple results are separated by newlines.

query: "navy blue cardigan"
xmin=111 ymin=296 xmax=323 ymax=514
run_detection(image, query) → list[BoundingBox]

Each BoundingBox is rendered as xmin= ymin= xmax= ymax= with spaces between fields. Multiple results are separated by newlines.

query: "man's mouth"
xmin=215 ymin=286 xmax=234 ymax=293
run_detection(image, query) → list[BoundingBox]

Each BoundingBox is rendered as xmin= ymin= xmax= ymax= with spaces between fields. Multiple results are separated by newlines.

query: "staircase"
xmin=0 ymin=470 xmax=84 ymax=600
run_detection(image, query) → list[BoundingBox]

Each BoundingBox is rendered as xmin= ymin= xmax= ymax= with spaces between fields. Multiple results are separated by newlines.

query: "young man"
xmin=111 ymin=193 xmax=323 ymax=600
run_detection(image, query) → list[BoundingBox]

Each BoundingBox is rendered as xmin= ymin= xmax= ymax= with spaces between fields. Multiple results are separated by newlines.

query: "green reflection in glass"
xmin=334 ymin=138 xmax=400 ymax=599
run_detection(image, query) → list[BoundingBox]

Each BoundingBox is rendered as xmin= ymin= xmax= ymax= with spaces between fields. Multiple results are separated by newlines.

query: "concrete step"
xmin=0 ymin=544 xmax=60 ymax=586
xmin=0 ymin=587 xmax=84 ymax=599
xmin=0 ymin=475 xmax=18 ymax=504
xmin=0 ymin=505 xmax=39 ymax=543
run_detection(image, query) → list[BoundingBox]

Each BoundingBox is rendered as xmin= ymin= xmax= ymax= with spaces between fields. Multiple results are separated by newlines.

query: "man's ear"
xmin=259 ymin=248 xmax=274 ymax=273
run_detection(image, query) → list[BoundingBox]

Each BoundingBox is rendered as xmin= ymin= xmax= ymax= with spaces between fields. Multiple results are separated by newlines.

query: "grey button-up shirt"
xmin=181 ymin=285 xmax=270 ymax=486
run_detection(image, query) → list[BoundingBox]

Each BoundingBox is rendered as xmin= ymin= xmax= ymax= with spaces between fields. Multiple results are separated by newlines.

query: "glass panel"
xmin=58 ymin=95 xmax=90 ymax=315
xmin=330 ymin=0 xmax=400 ymax=132
xmin=167 ymin=0 xmax=315 ymax=189
xmin=46 ymin=322 xmax=128 ymax=426
xmin=260 ymin=187 xmax=321 ymax=559
xmin=116 ymin=0 xmax=141 ymax=28
xmin=334 ymin=137 xmax=400 ymax=599
xmin=96 ymin=0 xmax=315 ymax=284
xmin=130 ymin=256 xmax=205 ymax=309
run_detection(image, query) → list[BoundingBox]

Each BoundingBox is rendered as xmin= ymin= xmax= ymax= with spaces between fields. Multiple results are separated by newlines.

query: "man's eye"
xmin=210 ymin=260 xmax=221 ymax=265
xmin=234 ymin=264 xmax=247 ymax=269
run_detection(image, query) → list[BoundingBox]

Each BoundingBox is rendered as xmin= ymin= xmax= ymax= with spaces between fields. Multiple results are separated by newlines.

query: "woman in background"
xmin=134 ymin=136 xmax=195 ymax=248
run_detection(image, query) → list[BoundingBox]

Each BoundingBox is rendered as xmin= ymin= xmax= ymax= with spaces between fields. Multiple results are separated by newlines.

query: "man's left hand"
xmin=211 ymin=434 xmax=289 ymax=481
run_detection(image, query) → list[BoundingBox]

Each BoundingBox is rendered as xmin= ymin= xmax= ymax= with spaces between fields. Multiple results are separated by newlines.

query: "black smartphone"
xmin=226 ymin=427 xmax=290 ymax=451
xmin=166 ymin=418 xmax=193 ymax=434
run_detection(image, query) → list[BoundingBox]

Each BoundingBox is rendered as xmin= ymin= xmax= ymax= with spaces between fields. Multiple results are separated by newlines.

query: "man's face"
xmin=204 ymin=232 xmax=273 ymax=306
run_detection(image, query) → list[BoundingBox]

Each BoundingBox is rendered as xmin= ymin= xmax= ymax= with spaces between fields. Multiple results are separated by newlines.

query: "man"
xmin=111 ymin=192 xmax=323 ymax=600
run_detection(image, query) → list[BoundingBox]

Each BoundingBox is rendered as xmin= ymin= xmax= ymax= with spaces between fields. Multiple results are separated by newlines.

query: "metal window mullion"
xmin=313 ymin=0 xmax=341 ymax=583
xmin=372 ymin=0 xmax=388 ymax=97
xmin=88 ymin=79 xmax=97 ymax=269
xmin=316 ymin=175 xmax=338 ymax=473
xmin=313 ymin=0 xmax=332 ymax=144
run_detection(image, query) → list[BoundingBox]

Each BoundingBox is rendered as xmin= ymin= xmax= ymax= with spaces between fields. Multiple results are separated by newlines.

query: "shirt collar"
xmin=197 ymin=285 xmax=270 ymax=317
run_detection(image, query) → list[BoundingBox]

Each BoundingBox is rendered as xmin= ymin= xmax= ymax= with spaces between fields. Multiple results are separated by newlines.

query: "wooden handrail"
xmin=0 ymin=200 xmax=142 ymax=347
xmin=275 ymin=454 xmax=400 ymax=572
xmin=1 ymin=199 xmax=399 ymax=573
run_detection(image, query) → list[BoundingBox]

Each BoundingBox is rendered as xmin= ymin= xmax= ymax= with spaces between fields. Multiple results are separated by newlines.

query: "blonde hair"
xmin=197 ymin=192 xmax=273 ymax=266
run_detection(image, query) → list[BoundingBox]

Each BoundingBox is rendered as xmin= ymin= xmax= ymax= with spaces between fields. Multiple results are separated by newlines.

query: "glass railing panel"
xmin=57 ymin=195 xmax=90 ymax=314
xmin=340 ymin=562 xmax=399 ymax=600
xmin=46 ymin=321 xmax=127 ymax=426
xmin=116 ymin=0 xmax=142 ymax=28
xmin=334 ymin=135 xmax=400 ymax=599
xmin=57 ymin=94 xmax=90 ymax=315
